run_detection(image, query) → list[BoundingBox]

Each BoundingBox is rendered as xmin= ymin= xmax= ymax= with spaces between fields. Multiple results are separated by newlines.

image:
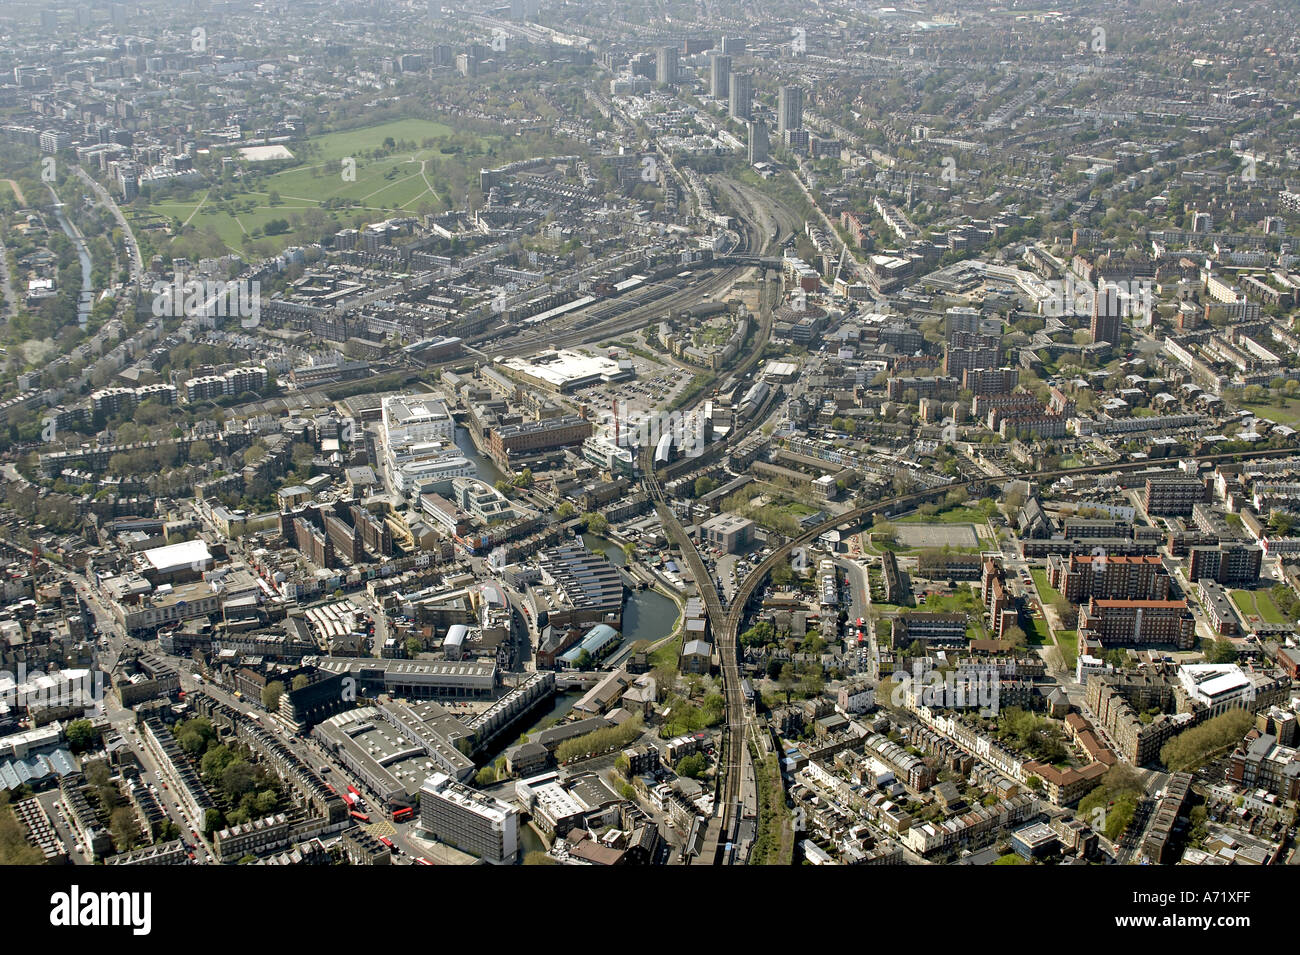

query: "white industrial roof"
xmin=143 ymin=539 xmax=211 ymax=574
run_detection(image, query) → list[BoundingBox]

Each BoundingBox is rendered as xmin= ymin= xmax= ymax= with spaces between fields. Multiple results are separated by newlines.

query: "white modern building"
xmin=419 ymin=772 xmax=519 ymax=863
xmin=392 ymin=452 xmax=476 ymax=495
xmin=1177 ymin=664 xmax=1260 ymax=716
xmin=382 ymin=394 xmax=454 ymax=449
xmin=582 ymin=435 xmax=636 ymax=476
xmin=141 ymin=539 xmax=213 ymax=577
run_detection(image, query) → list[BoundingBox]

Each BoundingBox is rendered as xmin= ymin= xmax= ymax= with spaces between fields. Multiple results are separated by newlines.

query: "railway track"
xmin=503 ymin=269 xmax=740 ymax=353
xmin=627 ymin=180 xmax=799 ymax=862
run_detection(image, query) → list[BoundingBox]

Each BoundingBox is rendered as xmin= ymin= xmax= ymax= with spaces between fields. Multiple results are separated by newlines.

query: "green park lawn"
xmin=145 ymin=118 xmax=484 ymax=254
xmin=897 ymin=505 xmax=994 ymax=525
xmin=1030 ymin=570 xmax=1062 ymax=603
xmin=867 ymin=602 xmax=908 ymax=614
xmin=1026 ymin=616 xmax=1050 ymax=646
xmin=918 ymin=587 xmax=988 ymax=640
xmin=1230 ymin=588 xmax=1286 ymax=625
xmin=1055 ymin=630 xmax=1079 ymax=669
xmin=1241 ymin=399 xmax=1300 ymax=428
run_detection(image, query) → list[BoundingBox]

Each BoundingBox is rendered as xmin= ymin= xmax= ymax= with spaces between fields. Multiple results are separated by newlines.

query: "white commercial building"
xmin=419 ymin=772 xmax=519 ymax=863
xmin=141 ymin=540 xmax=212 ymax=577
xmin=393 ymin=453 xmax=476 ymax=495
xmin=382 ymin=394 xmax=454 ymax=449
xmin=1177 ymin=664 xmax=1260 ymax=716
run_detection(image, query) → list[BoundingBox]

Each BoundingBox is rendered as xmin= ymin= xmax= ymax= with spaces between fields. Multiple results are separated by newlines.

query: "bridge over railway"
xmin=715 ymin=254 xmax=787 ymax=270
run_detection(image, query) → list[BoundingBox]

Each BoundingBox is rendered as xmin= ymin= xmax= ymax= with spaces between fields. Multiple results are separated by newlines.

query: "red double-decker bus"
xmin=349 ymin=810 xmax=370 ymax=823
xmin=392 ymin=806 xmax=414 ymax=822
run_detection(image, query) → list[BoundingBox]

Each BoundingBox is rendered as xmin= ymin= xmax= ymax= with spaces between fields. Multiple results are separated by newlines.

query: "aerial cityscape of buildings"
xmin=0 ymin=0 xmax=1296 ymax=913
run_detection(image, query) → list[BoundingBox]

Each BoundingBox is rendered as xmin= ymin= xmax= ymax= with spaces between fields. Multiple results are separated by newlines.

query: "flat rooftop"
xmin=142 ymin=539 xmax=211 ymax=574
xmin=498 ymin=349 xmax=630 ymax=389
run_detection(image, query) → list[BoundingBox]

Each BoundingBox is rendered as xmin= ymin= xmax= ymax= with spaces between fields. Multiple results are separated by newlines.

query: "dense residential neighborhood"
xmin=0 ymin=0 xmax=1295 ymax=910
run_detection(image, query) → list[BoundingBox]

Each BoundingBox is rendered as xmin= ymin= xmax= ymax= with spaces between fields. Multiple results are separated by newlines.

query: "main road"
xmin=72 ymin=164 xmax=144 ymax=282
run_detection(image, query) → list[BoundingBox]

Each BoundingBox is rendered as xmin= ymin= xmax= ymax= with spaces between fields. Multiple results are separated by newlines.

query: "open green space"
xmin=145 ymin=118 xmax=486 ymax=254
xmin=749 ymin=745 xmax=794 ymax=866
xmin=1026 ymin=616 xmax=1050 ymax=646
xmin=862 ymin=539 xmax=913 ymax=555
xmin=1240 ymin=399 xmax=1300 ymax=428
xmin=298 ymin=120 xmax=464 ymax=161
xmin=869 ymin=602 xmax=908 ymax=614
xmin=897 ymin=506 xmax=991 ymax=526
xmin=1030 ymin=570 xmax=1062 ymax=603
xmin=1230 ymin=588 xmax=1286 ymax=625
xmin=782 ymin=500 xmax=820 ymax=518
xmin=1055 ymin=630 xmax=1078 ymax=669
xmin=915 ymin=586 xmax=988 ymax=641
xmin=647 ymin=635 xmax=682 ymax=674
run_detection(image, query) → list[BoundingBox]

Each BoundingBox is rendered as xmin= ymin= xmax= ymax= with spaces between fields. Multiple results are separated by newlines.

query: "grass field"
xmin=1230 ymin=588 xmax=1286 ymax=625
xmin=897 ymin=505 xmax=994 ymax=525
xmin=1030 ymin=570 xmax=1062 ymax=603
xmin=868 ymin=602 xmax=908 ymax=614
xmin=1026 ymin=616 xmax=1050 ymax=646
xmin=1055 ymin=630 xmax=1078 ymax=669
xmin=648 ymin=635 xmax=681 ymax=672
xmin=1241 ymin=399 xmax=1300 ymax=428
xmin=1029 ymin=570 xmax=1079 ymax=666
xmin=918 ymin=586 xmax=988 ymax=640
xmin=146 ymin=119 xmax=481 ymax=254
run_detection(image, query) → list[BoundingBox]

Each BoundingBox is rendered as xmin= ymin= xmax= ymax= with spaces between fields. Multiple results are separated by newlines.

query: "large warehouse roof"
xmin=143 ymin=539 xmax=212 ymax=574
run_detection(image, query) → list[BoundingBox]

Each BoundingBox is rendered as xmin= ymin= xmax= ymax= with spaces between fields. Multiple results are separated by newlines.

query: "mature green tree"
xmin=157 ymin=819 xmax=181 ymax=842
xmin=221 ymin=761 xmax=257 ymax=799
xmin=200 ymin=745 xmax=236 ymax=781
xmin=676 ymin=753 xmax=708 ymax=779
xmin=1160 ymin=709 xmax=1253 ymax=772
xmin=261 ymin=680 xmax=285 ymax=712
xmin=177 ymin=727 xmax=207 ymax=756
xmin=1206 ymin=638 xmax=1238 ymax=664
xmin=779 ymin=663 xmax=798 ymax=703
xmin=110 ymin=806 xmax=140 ymax=851
xmin=253 ymin=790 xmax=279 ymax=816
xmin=203 ymin=808 xmax=223 ymax=836
xmin=872 ymin=516 xmax=897 ymax=542
xmin=84 ymin=760 xmax=112 ymax=789
xmin=65 ymin=719 xmax=98 ymax=752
